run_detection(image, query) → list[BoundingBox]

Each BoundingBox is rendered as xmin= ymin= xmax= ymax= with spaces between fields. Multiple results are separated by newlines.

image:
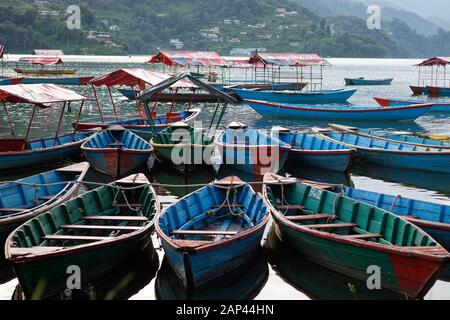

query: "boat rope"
xmin=111 ymin=187 xmax=141 ymax=214
xmin=206 ymin=185 xmax=244 ymax=218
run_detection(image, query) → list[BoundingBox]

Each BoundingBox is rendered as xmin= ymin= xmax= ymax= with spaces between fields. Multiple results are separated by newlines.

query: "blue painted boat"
xmin=318 ymin=130 xmax=450 ymax=174
xmin=0 ymin=78 xmax=22 ymax=86
xmin=81 ymin=126 xmax=154 ymax=177
xmin=212 ymin=82 xmax=307 ymax=92
xmin=19 ymin=76 xmax=94 ymax=86
xmin=345 ymin=78 xmax=393 ymax=86
xmin=0 ymin=131 xmax=97 ymax=171
xmin=232 ymin=88 xmax=357 ymax=104
xmin=117 ymin=88 xmax=223 ymax=103
xmin=427 ymin=86 xmax=450 ymax=97
xmin=76 ymin=109 xmax=201 ymax=141
xmin=329 ymin=124 xmax=450 ymax=150
xmin=273 ymin=126 xmax=355 ymax=172
xmin=155 ymin=176 xmax=270 ymax=287
xmin=216 ymin=123 xmax=292 ymax=176
xmin=330 ymin=185 xmax=450 ymax=251
xmin=242 ymin=99 xmax=433 ymax=121
xmin=374 ymin=97 xmax=450 ymax=113
xmin=0 ymin=162 xmax=89 ymax=246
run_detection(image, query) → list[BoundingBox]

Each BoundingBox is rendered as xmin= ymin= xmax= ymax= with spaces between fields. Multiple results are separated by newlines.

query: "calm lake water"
xmin=0 ymin=57 xmax=449 ymax=300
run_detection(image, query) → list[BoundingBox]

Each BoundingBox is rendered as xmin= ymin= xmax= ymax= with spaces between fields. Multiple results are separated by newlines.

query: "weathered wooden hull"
xmin=0 ymin=132 xmax=96 ymax=171
xmin=160 ymin=228 xmax=266 ymax=288
xmin=218 ymin=144 xmax=291 ymax=176
xmin=233 ymin=88 xmax=357 ymax=104
xmin=288 ymin=149 xmax=353 ymax=172
xmin=374 ymin=97 xmax=450 ymax=113
xmin=12 ymin=232 xmax=154 ymax=299
xmin=271 ymin=220 xmax=443 ymax=298
xmin=244 ymin=100 xmax=431 ymax=121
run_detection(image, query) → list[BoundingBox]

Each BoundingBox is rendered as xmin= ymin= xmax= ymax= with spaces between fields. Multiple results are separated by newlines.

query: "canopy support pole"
xmin=72 ymin=100 xmax=85 ymax=140
xmin=91 ymin=84 xmax=104 ymax=123
xmin=187 ymin=89 xmax=196 ymax=112
xmin=208 ymin=98 xmax=221 ymax=132
xmin=107 ymin=86 xmax=119 ymax=121
xmin=23 ymin=105 xmax=37 ymax=150
xmin=143 ymin=100 xmax=158 ymax=138
xmin=211 ymin=102 xmax=228 ymax=138
xmin=151 ymin=92 xmax=161 ymax=113
xmin=53 ymin=101 xmax=67 ymax=147
xmin=167 ymin=88 xmax=179 ymax=119
xmin=2 ymin=101 xmax=16 ymax=138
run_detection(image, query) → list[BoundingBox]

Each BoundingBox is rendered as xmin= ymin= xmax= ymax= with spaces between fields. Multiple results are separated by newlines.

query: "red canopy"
xmin=32 ymin=49 xmax=64 ymax=56
xmin=0 ymin=84 xmax=89 ymax=107
xmin=415 ymin=57 xmax=450 ymax=67
xmin=248 ymin=52 xmax=330 ymax=67
xmin=19 ymin=57 xmax=64 ymax=65
xmin=148 ymin=50 xmax=227 ymax=67
xmin=90 ymin=68 xmax=197 ymax=89
xmin=223 ymin=57 xmax=264 ymax=68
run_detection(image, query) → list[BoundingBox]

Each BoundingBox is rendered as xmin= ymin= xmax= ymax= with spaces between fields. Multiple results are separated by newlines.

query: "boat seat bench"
xmin=306 ymin=223 xmax=358 ymax=229
xmin=172 ymin=230 xmax=239 ymax=236
xmin=344 ymin=233 xmax=383 ymax=240
xmin=276 ymin=205 xmax=305 ymax=210
xmin=42 ymin=235 xmax=111 ymax=242
xmin=286 ymin=214 xmax=336 ymax=221
xmin=81 ymin=216 xmax=148 ymax=222
xmin=60 ymin=224 xmax=142 ymax=232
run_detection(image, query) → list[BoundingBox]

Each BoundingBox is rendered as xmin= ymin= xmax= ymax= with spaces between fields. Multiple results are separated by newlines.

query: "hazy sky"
xmin=362 ymin=0 xmax=450 ymax=19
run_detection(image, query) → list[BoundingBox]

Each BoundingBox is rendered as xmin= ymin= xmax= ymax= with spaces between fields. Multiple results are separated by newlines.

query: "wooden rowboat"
xmin=242 ymin=99 xmax=433 ymax=121
xmin=374 ymin=97 xmax=450 ymax=113
xmin=14 ymin=68 xmax=77 ymax=75
xmin=150 ymin=122 xmax=215 ymax=170
xmin=155 ymin=176 xmax=270 ymax=287
xmin=427 ymin=86 xmax=450 ymax=97
xmin=316 ymin=129 xmax=450 ymax=174
xmin=0 ymin=162 xmax=90 ymax=249
xmin=410 ymin=86 xmax=429 ymax=95
xmin=273 ymin=126 xmax=355 ymax=172
xmin=263 ymin=173 xmax=450 ymax=298
xmin=233 ymin=88 xmax=357 ymax=104
xmin=81 ymin=126 xmax=154 ymax=178
xmin=329 ymin=124 xmax=450 ymax=150
xmin=345 ymin=78 xmax=393 ymax=86
xmin=6 ymin=173 xmax=159 ymax=299
xmin=327 ymin=184 xmax=450 ymax=251
xmin=216 ymin=122 xmax=291 ymax=176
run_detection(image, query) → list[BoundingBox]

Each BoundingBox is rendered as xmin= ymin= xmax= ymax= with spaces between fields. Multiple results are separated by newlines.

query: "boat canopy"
xmin=223 ymin=57 xmax=264 ymax=68
xmin=415 ymin=57 xmax=450 ymax=67
xmin=148 ymin=50 xmax=227 ymax=67
xmin=18 ymin=57 xmax=64 ymax=65
xmin=0 ymin=84 xmax=89 ymax=107
xmin=32 ymin=49 xmax=64 ymax=56
xmin=138 ymin=73 xmax=238 ymax=104
xmin=248 ymin=52 xmax=330 ymax=67
xmin=90 ymin=68 xmax=197 ymax=89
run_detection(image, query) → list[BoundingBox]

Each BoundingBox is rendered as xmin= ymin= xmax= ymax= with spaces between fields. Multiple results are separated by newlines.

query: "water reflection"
xmin=12 ymin=247 xmax=159 ymax=300
xmin=156 ymin=249 xmax=268 ymax=300
xmin=264 ymin=228 xmax=408 ymax=300
xmin=353 ymin=163 xmax=450 ymax=196
xmin=285 ymin=163 xmax=353 ymax=186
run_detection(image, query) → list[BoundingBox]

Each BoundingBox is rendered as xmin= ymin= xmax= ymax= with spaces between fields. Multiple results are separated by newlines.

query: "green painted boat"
xmin=262 ymin=173 xmax=450 ymax=299
xmin=5 ymin=173 xmax=159 ymax=300
xmin=150 ymin=122 xmax=215 ymax=170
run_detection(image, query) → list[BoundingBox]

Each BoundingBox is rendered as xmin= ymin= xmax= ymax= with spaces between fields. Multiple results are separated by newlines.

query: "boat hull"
xmin=233 ymin=88 xmax=356 ymax=104
xmin=427 ymin=86 xmax=450 ymax=97
xmin=374 ymin=97 xmax=450 ymax=113
xmin=271 ymin=219 xmax=443 ymax=298
xmin=14 ymin=69 xmax=77 ymax=75
xmin=0 ymin=132 xmax=95 ymax=171
xmin=218 ymin=144 xmax=291 ymax=176
xmin=12 ymin=231 xmax=154 ymax=299
xmin=346 ymin=78 xmax=393 ymax=86
xmin=244 ymin=100 xmax=431 ymax=121
xmin=117 ymin=88 xmax=225 ymax=103
xmin=410 ymin=86 xmax=429 ymax=95
xmin=160 ymin=229 xmax=265 ymax=287
xmin=289 ymin=150 xmax=353 ymax=172
xmin=19 ymin=76 xmax=94 ymax=86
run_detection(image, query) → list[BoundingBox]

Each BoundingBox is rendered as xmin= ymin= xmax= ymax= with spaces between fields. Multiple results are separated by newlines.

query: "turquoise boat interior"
xmin=360 ymin=129 xmax=450 ymax=148
xmin=281 ymin=133 xmax=352 ymax=151
xmin=83 ymin=128 xmax=151 ymax=150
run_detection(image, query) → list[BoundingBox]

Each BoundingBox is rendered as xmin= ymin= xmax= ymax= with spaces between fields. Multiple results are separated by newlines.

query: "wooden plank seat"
xmin=172 ymin=230 xmax=239 ymax=236
xmin=107 ymin=142 xmax=125 ymax=147
xmin=81 ymin=216 xmax=148 ymax=222
xmin=344 ymin=233 xmax=383 ymax=240
xmin=400 ymin=216 xmax=419 ymax=221
xmin=60 ymin=224 xmax=142 ymax=232
xmin=276 ymin=205 xmax=305 ymax=210
xmin=306 ymin=223 xmax=358 ymax=229
xmin=113 ymin=203 xmax=142 ymax=208
xmin=0 ymin=208 xmax=25 ymax=212
xmin=42 ymin=235 xmax=111 ymax=242
xmin=286 ymin=214 xmax=336 ymax=221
